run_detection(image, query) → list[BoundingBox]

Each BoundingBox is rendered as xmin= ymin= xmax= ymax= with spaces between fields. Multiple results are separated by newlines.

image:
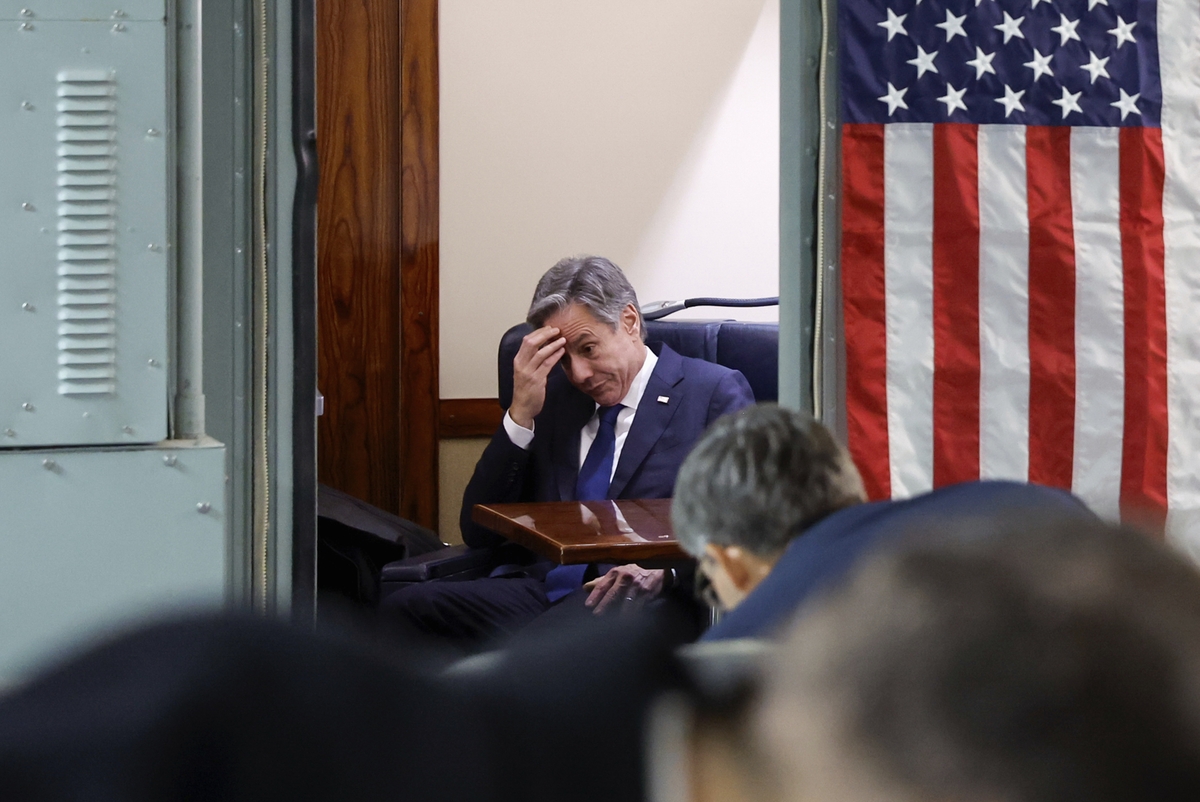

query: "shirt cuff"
xmin=503 ymin=410 xmax=535 ymax=450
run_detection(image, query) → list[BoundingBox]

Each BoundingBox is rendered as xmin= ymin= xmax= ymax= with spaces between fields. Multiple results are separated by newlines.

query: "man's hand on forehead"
xmin=509 ymin=325 xmax=566 ymax=429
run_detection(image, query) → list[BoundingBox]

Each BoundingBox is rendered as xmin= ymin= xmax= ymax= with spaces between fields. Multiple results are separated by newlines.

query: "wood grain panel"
xmin=316 ymin=0 xmax=402 ymax=513
xmin=440 ymin=398 xmax=504 ymax=438
xmin=472 ymin=500 xmax=684 ymax=565
xmin=399 ymin=0 xmax=441 ymax=529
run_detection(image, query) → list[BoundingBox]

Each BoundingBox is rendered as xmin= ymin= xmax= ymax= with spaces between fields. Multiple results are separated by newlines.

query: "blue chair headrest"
xmin=497 ymin=320 xmax=778 ymax=410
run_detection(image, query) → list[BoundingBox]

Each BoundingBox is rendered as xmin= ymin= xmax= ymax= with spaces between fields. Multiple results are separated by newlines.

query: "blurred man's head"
xmin=756 ymin=518 xmax=1200 ymax=802
xmin=671 ymin=404 xmax=866 ymax=609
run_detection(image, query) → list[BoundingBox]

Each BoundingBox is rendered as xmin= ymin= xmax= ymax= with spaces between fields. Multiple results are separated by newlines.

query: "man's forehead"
xmin=547 ymin=304 xmax=606 ymax=338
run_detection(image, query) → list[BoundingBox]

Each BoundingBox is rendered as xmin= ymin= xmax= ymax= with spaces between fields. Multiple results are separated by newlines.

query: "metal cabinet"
xmin=0 ymin=4 xmax=169 ymax=446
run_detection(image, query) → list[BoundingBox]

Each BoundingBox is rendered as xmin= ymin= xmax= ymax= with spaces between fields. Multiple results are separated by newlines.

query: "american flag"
xmin=839 ymin=0 xmax=1200 ymax=532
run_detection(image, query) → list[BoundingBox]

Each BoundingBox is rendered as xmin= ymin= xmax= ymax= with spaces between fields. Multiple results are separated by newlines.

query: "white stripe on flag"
xmin=884 ymin=123 xmax=935 ymax=498
xmin=1160 ymin=0 xmax=1200 ymax=513
xmin=977 ymin=125 xmax=1030 ymax=483
xmin=1069 ymin=127 xmax=1125 ymax=519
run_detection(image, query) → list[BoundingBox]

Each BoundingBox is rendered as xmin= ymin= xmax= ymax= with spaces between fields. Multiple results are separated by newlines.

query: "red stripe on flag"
xmin=1119 ymin=127 xmax=1169 ymax=522
xmin=1025 ymin=126 xmax=1076 ymax=490
xmin=841 ymin=124 xmax=890 ymax=499
xmin=932 ymin=124 xmax=981 ymax=487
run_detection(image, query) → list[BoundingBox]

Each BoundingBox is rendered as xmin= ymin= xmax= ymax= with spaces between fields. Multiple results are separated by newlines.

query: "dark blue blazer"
xmin=703 ymin=480 xmax=1097 ymax=641
xmin=460 ymin=343 xmax=755 ymax=550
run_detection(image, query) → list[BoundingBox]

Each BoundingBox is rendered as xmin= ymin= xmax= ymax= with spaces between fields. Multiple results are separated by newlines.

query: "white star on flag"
xmin=907 ymin=45 xmax=940 ymax=78
xmin=1024 ymin=49 xmax=1055 ymax=81
xmin=1111 ymin=88 xmax=1141 ymax=119
xmin=878 ymin=82 xmax=910 ymax=115
xmin=966 ymin=46 xmax=997 ymax=79
xmin=1051 ymin=14 xmax=1082 ymax=45
xmin=995 ymin=84 xmax=1026 ymax=116
xmin=878 ymin=8 xmax=908 ymax=41
xmin=1087 ymin=0 xmax=1108 ymax=9
xmin=1109 ymin=16 xmax=1137 ymax=48
xmin=995 ymin=12 xmax=1025 ymax=43
xmin=936 ymin=9 xmax=968 ymax=41
xmin=938 ymin=84 xmax=969 ymax=114
xmin=1081 ymin=51 xmax=1110 ymax=83
xmin=1051 ymin=86 xmax=1083 ymax=118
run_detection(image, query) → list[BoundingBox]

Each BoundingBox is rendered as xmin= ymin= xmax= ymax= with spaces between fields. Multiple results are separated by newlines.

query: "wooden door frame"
xmin=398 ymin=0 xmax=440 ymax=529
xmin=316 ymin=0 xmax=439 ymax=531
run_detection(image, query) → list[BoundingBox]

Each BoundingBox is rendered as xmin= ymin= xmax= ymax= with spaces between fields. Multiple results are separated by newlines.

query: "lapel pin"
xmin=657 ymin=395 xmax=669 ymax=404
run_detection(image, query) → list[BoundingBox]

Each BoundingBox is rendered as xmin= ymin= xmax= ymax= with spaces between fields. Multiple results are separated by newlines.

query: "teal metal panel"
xmin=0 ymin=17 xmax=169 ymax=446
xmin=778 ymin=0 xmax=822 ymax=414
xmin=0 ymin=3 xmax=165 ymax=21
xmin=0 ymin=441 xmax=226 ymax=684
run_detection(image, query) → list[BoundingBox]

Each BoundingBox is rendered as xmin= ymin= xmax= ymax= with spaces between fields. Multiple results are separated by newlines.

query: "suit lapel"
xmin=608 ymin=345 xmax=684 ymax=499
xmin=554 ymin=386 xmax=595 ymax=501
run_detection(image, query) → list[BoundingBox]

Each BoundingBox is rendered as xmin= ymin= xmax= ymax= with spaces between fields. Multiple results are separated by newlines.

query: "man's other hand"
xmin=584 ymin=566 xmax=666 ymax=615
xmin=509 ymin=326 xmax=566 ymax=429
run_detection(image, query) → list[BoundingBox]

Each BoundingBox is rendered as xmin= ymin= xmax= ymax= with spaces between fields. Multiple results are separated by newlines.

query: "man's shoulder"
xmin=651 ymin=344 xmax=745 ymax=385
xmin=706 ymin=482 xmax=1095 ymax=641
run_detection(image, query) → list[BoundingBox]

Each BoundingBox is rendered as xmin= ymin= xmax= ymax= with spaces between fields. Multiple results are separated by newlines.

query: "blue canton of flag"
xmin=841 ymin=0 xmax=1162 ymax=126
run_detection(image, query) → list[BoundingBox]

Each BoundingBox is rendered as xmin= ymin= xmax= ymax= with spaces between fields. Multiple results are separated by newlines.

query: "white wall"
xmin=440 ymin=0 xmax=780 ymax=398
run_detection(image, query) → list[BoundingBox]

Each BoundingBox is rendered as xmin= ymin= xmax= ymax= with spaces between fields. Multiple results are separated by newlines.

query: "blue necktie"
xmin=575 ymin=404 xmax=623 ymax=502
xmin=545 ymin=404 xmax=623 ymax=602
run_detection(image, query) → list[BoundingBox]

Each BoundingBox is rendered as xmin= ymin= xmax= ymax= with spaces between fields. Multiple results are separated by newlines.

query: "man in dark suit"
xmin=383 ymin=256 xmax=754 ymax=642
xmin=670 ymin=404 xmax=1096 ymax=641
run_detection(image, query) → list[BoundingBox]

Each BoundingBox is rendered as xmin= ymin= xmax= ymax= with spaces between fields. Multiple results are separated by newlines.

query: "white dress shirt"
xmin=503 ymin=346 xmax=658 ymax=483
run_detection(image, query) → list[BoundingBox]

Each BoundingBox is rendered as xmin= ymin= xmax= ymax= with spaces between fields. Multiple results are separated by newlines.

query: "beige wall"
xmin=439 ymin=438 xmax=489 ymax=544
xmin=440 ymin=0 xmax=781 ymax=400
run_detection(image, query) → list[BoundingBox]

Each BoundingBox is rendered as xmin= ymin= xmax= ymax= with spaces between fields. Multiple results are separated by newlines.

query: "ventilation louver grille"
xmin=56 ymin=69 xmax=118 ymax=397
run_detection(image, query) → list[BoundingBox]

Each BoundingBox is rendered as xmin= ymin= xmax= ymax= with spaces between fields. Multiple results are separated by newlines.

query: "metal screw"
xmin=112 ymin=9 xmax=127 ymax=17
xmin=3 ymin=429 xmax=14 ymax=437
xmin=20 ymin=8 xmax=33 ymax=16
xmin=43 ymin=459 xmax=57 ymax=471
xmin=20 ymin=101 xmax=32 ymax=110
xmin=147 ymin=243 xmax=161 ymax=251
xmin=21 ymin=403 xmax=34 ymax=412
xmin=122 ymin=425 xmax=134 ymax=434
xmin=163 ymin=455 xmax=178 ymax=467
xmin=19 ymin=22 xmax=33 ymax=31
xmin=147 ymin=358 xmax=159 ymax=367
xmin=112 ymin=23 xmax=125 ymax=32
xmin=21 ymin=202 xmax=33 ymax=211
xmin=146 ymin=128 xmax=160 ymax=137
xmin=21 ymin=302 xmax=34 ymax=312
xmin=196 ymin=502 xmax=212 ymax=514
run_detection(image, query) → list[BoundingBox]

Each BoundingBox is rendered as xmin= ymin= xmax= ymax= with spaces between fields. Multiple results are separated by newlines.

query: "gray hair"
xmin=671 ymin=404 xmax=867 ymax=559
xmin=526 ymin=255 xmax=646 ymax=341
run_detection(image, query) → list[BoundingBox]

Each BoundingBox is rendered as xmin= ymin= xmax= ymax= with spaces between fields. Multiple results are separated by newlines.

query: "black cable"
xmin=683 ymin=296 xmax=779 ymax=309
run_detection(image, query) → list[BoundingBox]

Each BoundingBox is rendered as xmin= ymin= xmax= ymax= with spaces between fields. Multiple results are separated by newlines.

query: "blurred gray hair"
xmin=526 ymin=255 xmax=646 ymax=341
xmin=671 ymin=404 xmax=866 ymax=559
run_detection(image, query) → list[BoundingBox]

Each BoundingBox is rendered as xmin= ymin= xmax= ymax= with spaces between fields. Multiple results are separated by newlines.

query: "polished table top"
xmin=471 ymin=499 xmax=684 ymax=565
